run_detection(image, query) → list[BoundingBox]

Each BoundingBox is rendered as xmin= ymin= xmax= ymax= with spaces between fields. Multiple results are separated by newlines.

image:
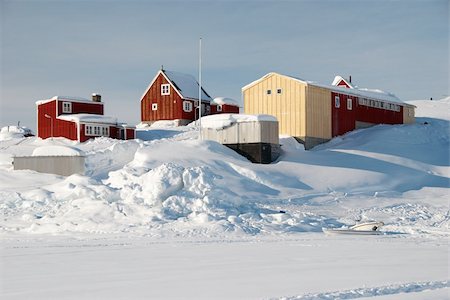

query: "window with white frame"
xmin=62 ymin=102 xmax=72 ymax=113
xmin=347 ymin=98 xmax=352 ymax=110
xmin=335 ymin=96 xmax=340 ymax=108
xmin=267 ymin=89 xmax=272 ymax=95
xmin=277 ymin=88 xmax=282 ymax=94
xmin=183 ymin=101 xmax=193 ymax=112
xmin=85 ymin=125 xmax=109 ymax=137
xmin=217 ymin=105 xmax=222 ymax=112
xmin=152 ymin=103 xmax=158 ymax=111
xmin=161 ymin=84 xmax=170 ymax=95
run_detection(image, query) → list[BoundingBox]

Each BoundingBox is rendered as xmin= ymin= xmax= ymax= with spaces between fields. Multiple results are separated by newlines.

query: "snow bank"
xmin=57 ymin=113 xmax=118 ymax=124
xmin=32 ymin=145 xmax=85 ymax=157
xmin=212 ymin=97 xmax=240 ymax=106
xmin=0 ymin=126 xmax=33 ymax=141
xmin=0 ymin=99 xmax=448 ymax=237
xmin=201 ymin=113 xmax=277 ymax=130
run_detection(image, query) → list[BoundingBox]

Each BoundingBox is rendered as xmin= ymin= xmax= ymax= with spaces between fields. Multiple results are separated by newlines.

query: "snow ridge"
xmin=276 ymin=280 xmax=449 ymax=300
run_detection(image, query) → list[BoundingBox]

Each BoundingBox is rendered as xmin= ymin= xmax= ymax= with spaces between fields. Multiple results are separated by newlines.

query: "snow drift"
xmin=0 ymin=98 xmax=448 ymax=237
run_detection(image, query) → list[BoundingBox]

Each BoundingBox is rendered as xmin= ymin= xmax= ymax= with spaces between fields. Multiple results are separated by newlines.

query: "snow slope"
xmin=0 ymin=98 xmax=449 ymax=299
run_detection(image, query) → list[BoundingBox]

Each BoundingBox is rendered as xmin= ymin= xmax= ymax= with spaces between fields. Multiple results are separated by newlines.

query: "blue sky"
xmin=1 ymin=0 xmax=448 ymax=131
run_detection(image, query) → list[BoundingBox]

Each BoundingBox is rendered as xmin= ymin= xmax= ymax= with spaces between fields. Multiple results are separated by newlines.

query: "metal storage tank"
xmin=201 ymin=114 xmax=280 ymax=164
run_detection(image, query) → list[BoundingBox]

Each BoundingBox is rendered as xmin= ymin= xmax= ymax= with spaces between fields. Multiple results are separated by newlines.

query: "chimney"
xmin=92 ymin=93 xmax=101 ymax=102
xmin=349 ymin=75 xmax=352 ymax=83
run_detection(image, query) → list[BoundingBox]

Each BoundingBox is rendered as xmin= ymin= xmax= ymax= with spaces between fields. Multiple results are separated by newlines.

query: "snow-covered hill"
xmin=1 ymin=98 xmax=448 ymax=300
xmin=0 ymin=98 xmax=448 ymax=237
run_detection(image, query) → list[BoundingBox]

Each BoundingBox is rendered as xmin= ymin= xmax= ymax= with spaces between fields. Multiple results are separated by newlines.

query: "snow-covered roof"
xmin=32 ymin=145 xmax=85 ymax=157
xmin=36 ymin=96 xmax=103 ymax=106
xmin=140 ymin=69 xmax=213 ymax=102
xmin=57 ymin=113 xmax=118 ymax=125
xmin=331 ymin=76 xmax=355 ymax=89
xmin=212 ymin=97 xmax=240 ymax=106
xmin=163 ymin=70 xmax=213 ymax=102
xmin=242 ymin=72 xmax=413 ymax=107
xmin=201 ymin=113 xmax=277 ymax=130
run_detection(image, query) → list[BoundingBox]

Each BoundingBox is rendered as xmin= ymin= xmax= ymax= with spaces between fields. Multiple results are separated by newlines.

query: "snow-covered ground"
xmin=0 ymin=98 xmax=449 ymax=299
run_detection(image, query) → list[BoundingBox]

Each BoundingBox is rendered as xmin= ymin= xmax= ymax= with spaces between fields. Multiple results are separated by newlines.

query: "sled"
xmin=322 ymin=221 xmax=385 ymax=235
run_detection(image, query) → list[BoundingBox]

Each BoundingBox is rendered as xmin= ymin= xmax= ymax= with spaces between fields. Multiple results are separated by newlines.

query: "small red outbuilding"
xmin=36 ymin=95 xmax=134 ymax=142
xmin=210 ymin=97 xmax=240 ymax=114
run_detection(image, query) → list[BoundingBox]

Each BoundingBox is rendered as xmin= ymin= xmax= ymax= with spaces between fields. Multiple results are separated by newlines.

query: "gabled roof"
xmin=242 ymin=72 xmax=414 ymax=107
xmin=241 ymin=72 xmax=309 ymax=91
xmin=140 ymin=69 xmax=213 ymax=102
xmin=331 ymin=76 xmax=355 ymax=89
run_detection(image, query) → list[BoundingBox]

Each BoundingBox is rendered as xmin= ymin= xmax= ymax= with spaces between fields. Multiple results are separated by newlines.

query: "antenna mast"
xmin=198 ymin=37 xmax=202 ymax=140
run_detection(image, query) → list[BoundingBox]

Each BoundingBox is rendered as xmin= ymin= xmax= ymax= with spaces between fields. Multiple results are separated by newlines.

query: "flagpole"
xmin=198 ymin=37 xmax=202 ymax=140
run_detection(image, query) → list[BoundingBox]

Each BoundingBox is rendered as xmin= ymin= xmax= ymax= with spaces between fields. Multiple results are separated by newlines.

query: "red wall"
xmin=126 ymin=128 xmax=135 ymax=140
xmin=57 ymin=101 xmax=103 ymax=116
xmin=331 ymin=92 xmax=357 ymax=137
xmin=356 ymin=103 xmax=403 ymax=125
xmin=37 ymin=101 xmax=57 ymax=139
xmin=336 ymin=80 xmax=350 ymax=88
xmin=141 ymin=73 xmax=183 ymax=122
xmin=210 ymin=104 xmax=240 ymax=114
xmin=37 ymin=101 xmax=77 ymax=140
xmin=331 ymin=92 xmax=404 ymax=137
xmin=38 ymin=100 xmax=76 ymax=140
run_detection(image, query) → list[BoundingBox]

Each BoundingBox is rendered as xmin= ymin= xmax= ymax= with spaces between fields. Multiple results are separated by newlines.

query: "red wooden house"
xmin=331 ymin=75 xmax=355 ymax=89
xmin=210 ymin=97 xmax=240 ymax=114
xmin=140 ymin=69 xmax=214 ymax=125
xmin=36 ymin=94 xmax=135 ymax=142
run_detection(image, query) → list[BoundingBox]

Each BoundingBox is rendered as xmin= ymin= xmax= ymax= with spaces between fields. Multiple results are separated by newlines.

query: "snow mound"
xmin=201 ymin=113 xmax=277 ymax=130
xmin=212 ymin=97 xmax=240 ymax=106
xmin=32 ymin=145 xmax=85 ymax=157
xmin=0 ymin=99 xmax=448 ymax=237
xmin=0 ymin=126 xmax=33 ymax=141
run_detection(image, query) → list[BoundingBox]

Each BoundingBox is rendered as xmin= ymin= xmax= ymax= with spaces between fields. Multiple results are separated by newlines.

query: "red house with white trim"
xmin=36 ymin=94 xmax=135 ymax=142
xmin=141 ymin=69 xmax=215 ymax=125
xmin=210 ymin=97 xmax=240 ymax=114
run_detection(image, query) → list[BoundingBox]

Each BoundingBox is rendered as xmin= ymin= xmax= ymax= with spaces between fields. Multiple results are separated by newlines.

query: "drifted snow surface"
xmin=0 ymin=98 xmax=449 ymax=299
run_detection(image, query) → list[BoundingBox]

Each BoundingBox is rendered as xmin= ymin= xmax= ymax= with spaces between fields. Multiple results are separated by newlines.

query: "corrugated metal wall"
xmin=243 ymin=73 xmax=306 ymax=137
xmin=14 ymin=156 xmax=85 ymax=176
xmin=201 ymin=121 xmax=279 ymax=145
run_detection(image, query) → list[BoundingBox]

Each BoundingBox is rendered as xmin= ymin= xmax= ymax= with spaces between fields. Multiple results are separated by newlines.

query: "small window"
xmin=217 ymin=105 xmax=222 ymax=112
xmin=335 ymin=96 xmax=340 ymax=108
xmin=102 ymin=127 xmax=109 ymax=136
xmin=277 ymin=89 xmax=282 ymax=94
xmin=62 ymin=102 xmax=72 ymax=113
xmin=183 ymin=101 xmax=193 ymax=112
xmin=347 ymin=98 xmax=352 ymax=110
xmin=161 ymin=84 xmax=170 ymax=95
xmin=152 ymin=103 xmax=158 ymax=111
xmin=266 ymin=89 xmax=272 ymax=95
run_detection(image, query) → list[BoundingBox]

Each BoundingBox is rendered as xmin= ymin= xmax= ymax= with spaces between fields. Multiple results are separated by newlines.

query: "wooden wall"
xmin=403 ymin=106 xmax=415 ymax=124
xmin=243 ymin=73 xmax=306 ymax=137
xmin=141 ymin=73 xmax=183 ymax=122
xmin=306 ymin=85 xmax=332 ymax=139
